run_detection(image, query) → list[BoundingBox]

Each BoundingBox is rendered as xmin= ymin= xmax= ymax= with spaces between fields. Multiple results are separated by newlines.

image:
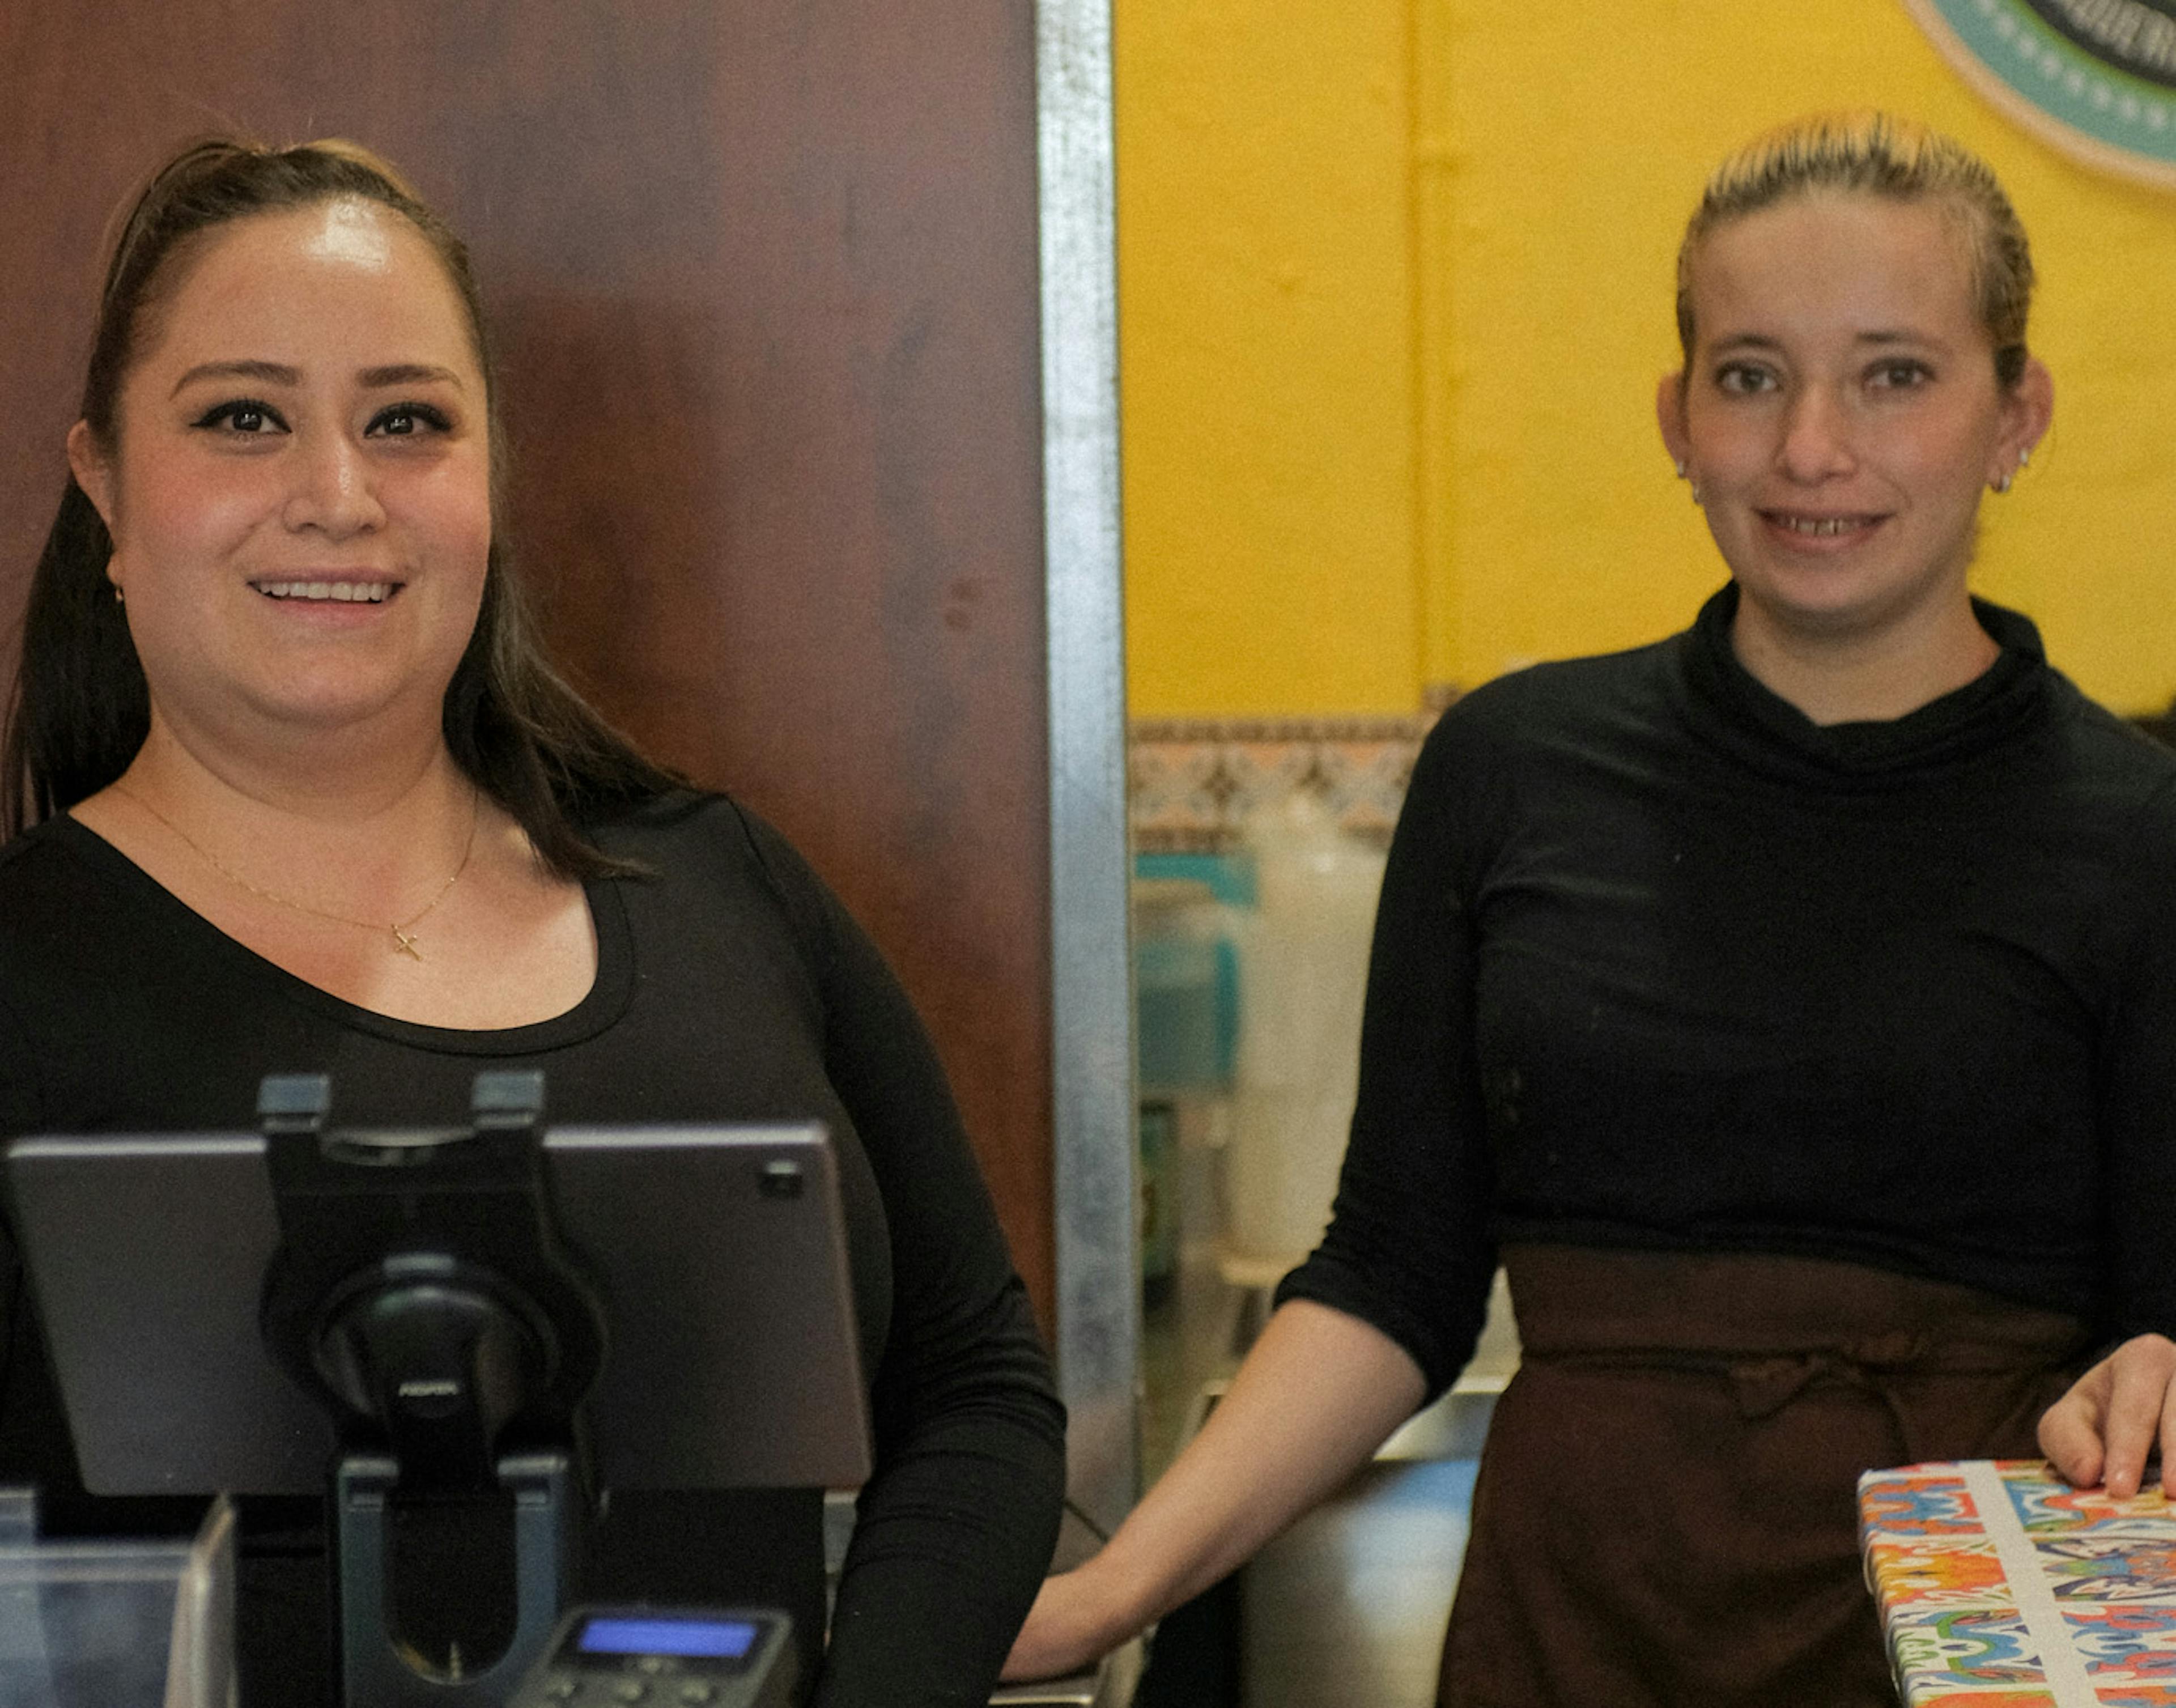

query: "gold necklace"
xmin=112 ymin=783 xmax=481 ymax=961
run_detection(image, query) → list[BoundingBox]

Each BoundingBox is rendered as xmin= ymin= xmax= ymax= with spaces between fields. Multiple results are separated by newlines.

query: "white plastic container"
xmin=1222 ymin=793 xmax=1386 ymax=1279
xmin=0 ymin=1491 xmax=232 ymax=1708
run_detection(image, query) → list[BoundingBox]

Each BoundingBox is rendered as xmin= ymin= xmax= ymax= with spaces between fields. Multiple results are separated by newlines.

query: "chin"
xmin=1742 ymin=577 xmax=1952 ymax=646
xmin=238 ymin=673 xmax=445 ymax=734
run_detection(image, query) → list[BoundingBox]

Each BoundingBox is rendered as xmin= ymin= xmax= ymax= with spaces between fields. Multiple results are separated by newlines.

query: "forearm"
xmin=1024 ymin=1300 xmax=1425 ymax=1668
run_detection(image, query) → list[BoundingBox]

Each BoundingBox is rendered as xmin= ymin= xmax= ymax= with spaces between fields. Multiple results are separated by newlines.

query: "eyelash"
xmin=187 ymin=400 xmax=453 ymax=437
xmin=369 ymin=402 xmax=453 ymax=436
xmin=1714 ymin=364 xmax=1776 ymax=396
xmin=1868 ymin=360 xmax=1932 ymax=389
xmin=192 ymin=398 xmax=286 ymax=435
xmin=1710 ymin=361 xmax=1935 ymax=396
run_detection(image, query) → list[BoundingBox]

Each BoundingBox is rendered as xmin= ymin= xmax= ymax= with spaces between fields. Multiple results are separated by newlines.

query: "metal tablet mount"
xmin=257 ymin=1072 xmax=606 ymax=1708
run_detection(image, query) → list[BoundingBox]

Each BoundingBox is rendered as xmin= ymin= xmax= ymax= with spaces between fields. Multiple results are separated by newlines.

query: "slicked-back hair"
xmin=3 ymin=137 xmax=678 ymax=870
xmin=1676 ymin=112 xmax=2034 ymax=390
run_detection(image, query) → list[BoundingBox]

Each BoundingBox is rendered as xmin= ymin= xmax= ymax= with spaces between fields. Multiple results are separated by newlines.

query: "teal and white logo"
xmin=1904 ymin=0 xmax=2176 ymax=184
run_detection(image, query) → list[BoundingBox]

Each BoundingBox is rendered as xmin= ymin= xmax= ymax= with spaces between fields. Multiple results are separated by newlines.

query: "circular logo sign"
xmin=1903 ymin=0 xmax=2176 ymax=185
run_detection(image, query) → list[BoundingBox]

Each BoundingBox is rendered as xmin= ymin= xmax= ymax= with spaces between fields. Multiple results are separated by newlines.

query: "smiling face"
xmin=68 ymin=197 xmax=492 ymax=760
xmin=1659 ymin=191 xmax=2049 ymax=655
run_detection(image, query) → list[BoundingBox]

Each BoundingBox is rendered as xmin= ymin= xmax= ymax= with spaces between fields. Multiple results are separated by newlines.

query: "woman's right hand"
xmin=997 ymin=1300 xmax=1427 ymax=1684
xmin=1001 ymin=1563 xmax=1130 ymax=1683
xmin=2039 ymin=1332 xmax=2176 ymax=1498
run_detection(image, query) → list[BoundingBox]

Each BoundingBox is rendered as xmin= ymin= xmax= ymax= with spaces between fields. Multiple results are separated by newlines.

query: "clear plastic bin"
xmin=0 ymin=1490 xmax=233 ymax=1708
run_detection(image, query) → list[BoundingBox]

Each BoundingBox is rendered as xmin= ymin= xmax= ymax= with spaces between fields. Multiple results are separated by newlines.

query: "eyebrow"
xmin=169 ymin=359 xmax=468 ymax=397
xmin=1707 ymin=330 xmax=1937 ymax=357
xmin=359 ymin=363 xmax=467 ymax=390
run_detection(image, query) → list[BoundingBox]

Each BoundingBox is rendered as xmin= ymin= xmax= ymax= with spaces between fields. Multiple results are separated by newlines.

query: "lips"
xmin=252 ymin=579 xmax=397 ymax=603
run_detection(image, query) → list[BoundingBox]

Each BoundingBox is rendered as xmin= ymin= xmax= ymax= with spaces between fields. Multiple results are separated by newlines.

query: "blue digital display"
xmin=577 ymin=1617 xmax=759 ymax=1659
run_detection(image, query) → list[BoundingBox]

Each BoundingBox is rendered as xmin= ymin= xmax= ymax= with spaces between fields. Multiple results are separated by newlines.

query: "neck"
xmin=129 ymin=698 xmax=458 ymax=826
xmin=1728 ymin=592 xmax=2000 ymax=726
xmin=116 ymin=712 xmax=479 ymax=876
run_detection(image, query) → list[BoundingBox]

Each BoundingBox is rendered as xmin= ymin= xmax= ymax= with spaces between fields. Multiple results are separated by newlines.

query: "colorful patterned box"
xmin=1859 ymin=1459 xmax=2176 ymax=1706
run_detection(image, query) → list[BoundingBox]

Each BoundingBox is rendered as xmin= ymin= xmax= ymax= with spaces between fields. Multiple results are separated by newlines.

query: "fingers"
xmin=2039 ymin=1362 xmax=2109 ymax=1490
xmin=2042 ymin=1335 xmax=2176 ymax=1498
xmin=2165 ymin=1376 xmax=2176 ymax=1499
xmin=2100 ymin=1335 xmax=2176 ymax=1499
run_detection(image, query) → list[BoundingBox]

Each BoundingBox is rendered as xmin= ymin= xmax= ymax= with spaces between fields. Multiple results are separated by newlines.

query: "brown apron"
xmin=1436 ymin=1244 xmax=2093 ymax=1708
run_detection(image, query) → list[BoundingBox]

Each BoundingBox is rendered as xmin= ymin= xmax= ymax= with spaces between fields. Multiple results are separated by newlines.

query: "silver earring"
xmin=2018 ymin=447 xmax=2032 ymax=468
xmin=1994 ymin=473 xmax=2013 ymax=495
xmin=112 ymin=585 xmax=124 ymax=605
xmin=1689 ymin=482 xmax=1703 ymax=506
xmin=1673 ymin=460 xmax=1686 ymax=479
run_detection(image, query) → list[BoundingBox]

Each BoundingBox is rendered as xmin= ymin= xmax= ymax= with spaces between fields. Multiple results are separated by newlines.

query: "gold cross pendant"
xmin=392 ymin=926 xmax=424 ymax=960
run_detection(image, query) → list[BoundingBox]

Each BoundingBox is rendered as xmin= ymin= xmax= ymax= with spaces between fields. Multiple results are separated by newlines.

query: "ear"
xmin=1993 ymin=356 xmax=2054 ymax=482
xmin=1655 ymin=372 xmax=1692 ymax=472
xmin=66 ymin=420 xmax=117 ymax=532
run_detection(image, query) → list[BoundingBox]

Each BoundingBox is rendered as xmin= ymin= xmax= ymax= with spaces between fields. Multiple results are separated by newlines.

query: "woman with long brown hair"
xmin=0 ymin=137 xmax=1064 ymax=1707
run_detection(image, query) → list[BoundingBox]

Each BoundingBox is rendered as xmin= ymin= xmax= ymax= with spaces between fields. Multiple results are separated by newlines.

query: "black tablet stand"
xmin=257 ymin=1071 xmax=606 ymax=1707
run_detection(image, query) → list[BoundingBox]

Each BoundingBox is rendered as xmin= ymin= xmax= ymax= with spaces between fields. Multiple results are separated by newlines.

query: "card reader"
xmin=505 ymin=1608 xmax=796 ymax=1708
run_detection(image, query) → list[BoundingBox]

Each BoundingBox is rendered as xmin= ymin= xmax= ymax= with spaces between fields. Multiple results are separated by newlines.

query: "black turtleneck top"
xmin=1278 ymin=588 xmax=2176 ymax=1397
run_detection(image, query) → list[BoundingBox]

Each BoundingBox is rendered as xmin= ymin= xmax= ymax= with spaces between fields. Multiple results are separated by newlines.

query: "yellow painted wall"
xmin=1115 ymin=0 xmax=1418 ymax=716
xmin=1119 ymin=0 xmax=2176 ymax=717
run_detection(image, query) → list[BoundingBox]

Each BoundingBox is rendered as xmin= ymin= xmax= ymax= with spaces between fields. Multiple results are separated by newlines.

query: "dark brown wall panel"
xmin=0 ymin=2 xmax=1056 ymax=1322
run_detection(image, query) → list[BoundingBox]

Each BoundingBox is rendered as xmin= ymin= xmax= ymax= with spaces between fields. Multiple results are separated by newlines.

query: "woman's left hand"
xmin=2039 ymin=1333 xmax=2176 ymax=1498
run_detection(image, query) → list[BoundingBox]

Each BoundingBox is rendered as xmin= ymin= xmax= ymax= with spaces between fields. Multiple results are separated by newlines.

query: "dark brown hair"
xmin=1676 ymin=112 xmax=2035 ymax=390
xmin=3 ymin=137 xmax=677 ymax=873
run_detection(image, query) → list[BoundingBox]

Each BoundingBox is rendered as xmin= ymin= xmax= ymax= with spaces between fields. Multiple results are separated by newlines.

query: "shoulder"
xmin=2045 ymin=672 xmax=2176 ymax=776
xmin=1427 ymin=636 xmax=1676 ymax=749
xmin=1969 ymin=600 xmax=2176 ymax=818
xmin=1388 ymin=636 xmax=1680 ymax=889
xmin=1973 ymin=669 xmax=2176 ymax=951
xmin=584 ymin=788 xmax=802 ymax=882
xmin=582 ymin=788 xmax=853 ymax=958
xmin=0 ymin=821 xmax=109 ymax=1135
xmin=2032 ymin=671 xmax=2176 ymax=838
xmin=0 ymin=818 xmax=124 ymax=951
xmin=0 ymin=814 xmax=94 ymax=886
xmin=1409 ymin=636 xmax=1678 ymax=801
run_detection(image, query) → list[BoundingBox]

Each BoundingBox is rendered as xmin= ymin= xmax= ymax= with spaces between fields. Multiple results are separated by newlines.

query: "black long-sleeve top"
xmin=1280 ymin=588 xmax=2176 ymax=1399
xmin=0 ymin=789 xmax=1065 ymax=1707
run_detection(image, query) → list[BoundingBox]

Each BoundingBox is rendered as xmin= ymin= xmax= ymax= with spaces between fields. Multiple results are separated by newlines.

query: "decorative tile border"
xmin=1133 ymin=706 xmax=2176 ymax=853
xmin=1129 ymin=711 xmax=1447 ymax=853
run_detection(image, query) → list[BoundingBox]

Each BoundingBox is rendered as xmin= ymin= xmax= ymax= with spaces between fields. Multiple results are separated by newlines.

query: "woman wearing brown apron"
xmin=1004 ymin=112 xmax=2176 ymax=1705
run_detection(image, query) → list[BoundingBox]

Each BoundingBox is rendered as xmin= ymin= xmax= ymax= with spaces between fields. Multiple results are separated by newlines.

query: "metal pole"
xmin=1037 ymin=0 xmax=1136 ymax=1536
